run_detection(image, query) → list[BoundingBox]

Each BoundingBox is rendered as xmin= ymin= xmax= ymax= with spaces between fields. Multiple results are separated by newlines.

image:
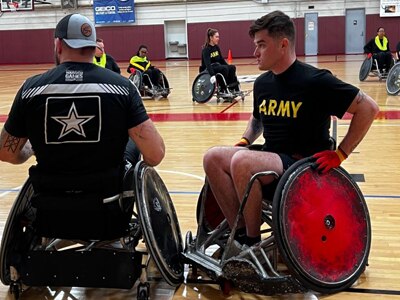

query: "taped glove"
xmin=313 ymin=147 xmax=348 ymax=174
xmin=210 ymin=75 xmax=216 ymax=84
xmin=234 ymin=137 xmax=250 ymax=147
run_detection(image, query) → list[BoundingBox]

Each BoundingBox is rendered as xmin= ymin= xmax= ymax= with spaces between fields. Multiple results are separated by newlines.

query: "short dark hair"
xmin=96 ymin=38 xmax=104 ymax=43
xmin=249 ymin=11 xmax=295 ymax=44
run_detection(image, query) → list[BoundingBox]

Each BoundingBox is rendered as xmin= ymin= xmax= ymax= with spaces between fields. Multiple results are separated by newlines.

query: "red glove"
xmin=234 ymin=137 xmax=250 ymax=147
xmin=367 ymin=53 xmax=372 ymax=59
xmin=129 ymin=67 xmax=136 ymax=74
xmin=313 ymin=147 xmax=348 ymax=174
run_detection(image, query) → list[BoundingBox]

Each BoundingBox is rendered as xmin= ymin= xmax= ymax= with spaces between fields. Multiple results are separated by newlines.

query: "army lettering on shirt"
xmin=210 ymin=51 xmax=219 ymax=58
xmin=259 ymin=99 xmax=302 ymax=118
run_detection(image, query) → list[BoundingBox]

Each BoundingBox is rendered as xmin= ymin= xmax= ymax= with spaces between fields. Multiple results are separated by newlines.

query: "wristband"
xmin=239 ymin=137 xmax=250 ymax=145
xmin=335 ymin=146 xmax=348 ymax=163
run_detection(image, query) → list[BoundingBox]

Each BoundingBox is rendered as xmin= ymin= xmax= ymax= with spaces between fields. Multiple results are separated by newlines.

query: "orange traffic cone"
xmin=227 ymin=49 xmax=233 ymax=63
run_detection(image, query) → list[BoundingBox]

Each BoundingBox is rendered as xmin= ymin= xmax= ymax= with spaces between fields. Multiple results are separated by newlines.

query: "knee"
xmin=203 ymin=147 xmax=223 ymax=173
xmin=230 ymin=151 xmax=251 ymax=179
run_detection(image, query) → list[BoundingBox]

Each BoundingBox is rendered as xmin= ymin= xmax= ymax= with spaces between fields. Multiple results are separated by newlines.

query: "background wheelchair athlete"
xmin=192 ymin=28 xmax=248 ymax=103
xmin=360 ymin=27 xmax=395 ymax=81
xmin=127 ymin=44 xmax=170 ymax=99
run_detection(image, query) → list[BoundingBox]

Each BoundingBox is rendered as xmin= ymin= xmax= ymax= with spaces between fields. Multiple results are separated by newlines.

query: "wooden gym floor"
xmin=1 ymin=55 xmax=400 ymax=299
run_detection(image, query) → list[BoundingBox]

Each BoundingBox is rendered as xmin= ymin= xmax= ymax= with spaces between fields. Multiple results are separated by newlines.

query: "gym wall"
xmin=0 ymin=0 xmax=396 ymax=64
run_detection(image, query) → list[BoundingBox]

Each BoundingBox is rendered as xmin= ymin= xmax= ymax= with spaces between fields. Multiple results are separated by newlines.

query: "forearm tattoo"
xmin=3 ymin=135 xmax=20 ymax=153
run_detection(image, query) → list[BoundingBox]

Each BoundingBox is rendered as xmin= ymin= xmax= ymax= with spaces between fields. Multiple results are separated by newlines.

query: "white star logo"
xmin=51 ymin=102 xmax=95 ymax=139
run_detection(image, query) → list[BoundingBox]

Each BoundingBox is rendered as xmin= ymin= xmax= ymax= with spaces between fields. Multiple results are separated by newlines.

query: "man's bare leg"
xmin=203 ymin=146 xmax=246 ymax=228
xmin=230 ymin=150 xmax=284 ymax=238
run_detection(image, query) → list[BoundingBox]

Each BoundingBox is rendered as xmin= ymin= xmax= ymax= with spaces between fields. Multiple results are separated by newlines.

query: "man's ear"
xmin=55 ymin=38 xmax=63 ymax=55
xmin=281 ymin=38 xmax=289 ymax=49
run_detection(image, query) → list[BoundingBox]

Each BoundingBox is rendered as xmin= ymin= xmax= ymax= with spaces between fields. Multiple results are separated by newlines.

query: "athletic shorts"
xmin=260 ymin=152 xmax=300 ymax=201
xmin=276 ymin=153 xmax=299 ymax=173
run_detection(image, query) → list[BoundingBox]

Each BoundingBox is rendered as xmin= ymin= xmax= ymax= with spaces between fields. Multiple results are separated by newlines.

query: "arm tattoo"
xmin=3 ymin=135 xmax=21 ymax=153
xmin=135 ymin=123 xmax=145 ymax=139
xmin=356 ymin=90 xmax=367 ymax=104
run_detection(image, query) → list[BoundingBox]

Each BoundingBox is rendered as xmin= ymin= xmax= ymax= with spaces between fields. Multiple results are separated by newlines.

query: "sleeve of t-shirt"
xmin=126 ymin=80 xmax=150 ymax=129
xmin=202 ymin=47 xmax=214 ymax=76
xmin=4 ymin=85 xmax=27 ymax=138
xmin=252 ymin=75 xmax=262 ymax=120
xmin=317 ymin=70 xmax=359 ymax=119
xmin=217 ymin=46 xmax=228 ymax=65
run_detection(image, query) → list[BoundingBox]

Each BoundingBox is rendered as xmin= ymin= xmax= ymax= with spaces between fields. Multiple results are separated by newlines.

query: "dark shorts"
xmin=247 ymin=144 xmax=299 ymax=173
xmin=276 ymin=153 xmax=299 ymax=173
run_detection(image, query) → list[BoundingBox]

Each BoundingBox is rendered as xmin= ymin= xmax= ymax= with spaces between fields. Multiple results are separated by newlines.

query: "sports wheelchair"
xmin=129 ymin=69 xmax=171 ymax=99
xmin=192 ymin=70 xmax=250 ymax=104
xmin=0 ymin=161 xmax=183 ymax=300
xmin=359 ymin=54 xmax=395 ymax=81
xmin=183 ymin=157 xmax=371 ymax=295
xmin=386 ymin=62 xmax=400 ymax=95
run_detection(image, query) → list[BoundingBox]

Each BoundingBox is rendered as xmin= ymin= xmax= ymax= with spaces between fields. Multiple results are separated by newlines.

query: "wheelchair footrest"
xmin=21 ymin=249 xmax=142 ymax=289
xmin=222 ymin=258 xmax=307 ymax=295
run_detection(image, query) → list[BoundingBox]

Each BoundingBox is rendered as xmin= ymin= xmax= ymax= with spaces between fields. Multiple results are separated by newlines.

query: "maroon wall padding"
xmin=96 ymin=24 xmax=165 ymax=69
xmin=0 ymin=29 xmax=54 ymax=64
xmin=187 ymin=20 xmax=254 ymax=60
xmin=0 ymin=24 xmax=165 ymax=65
xmin=318 ymin=16 xmax=345 ymax=55
xmin=2 ymin=14 xmax=398 ymax=65
xmin=293 ymin=18 xmax=305 ymax=56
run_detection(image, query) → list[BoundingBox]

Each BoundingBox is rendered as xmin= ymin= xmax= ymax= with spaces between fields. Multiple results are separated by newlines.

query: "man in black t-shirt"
xmin=0 ymin=14 xmax=165 ymax=196
xmin=203 ymin=11 xmax=379 ymax=247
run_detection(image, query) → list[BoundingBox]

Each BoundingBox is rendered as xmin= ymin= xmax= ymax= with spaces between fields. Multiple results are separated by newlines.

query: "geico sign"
xmin=95 ymin=6 xmax=116 ymax=11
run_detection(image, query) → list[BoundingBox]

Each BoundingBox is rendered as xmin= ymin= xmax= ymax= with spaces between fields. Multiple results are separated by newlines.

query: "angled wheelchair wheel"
xmin=159 ymin=71 xmax=171 ymax=98
xmin=359 ymin=58 xmax=372 ymax=81
xmin=129 ymin=71 xmax=143 ymax=94
xmin=192 ymin=72 xmax=216 ymax=103
xmin=196 ymin=181 xmax=225 ymax=232
xmin=272 ymin=158 xmax=371 ymax=294
xmin=386 ymin=63 xmax=400 ymax=95
xmin=0 ymin=179 xmax=36 ymax=286
xmin=135 ymin=161 xmax=184 ymax=286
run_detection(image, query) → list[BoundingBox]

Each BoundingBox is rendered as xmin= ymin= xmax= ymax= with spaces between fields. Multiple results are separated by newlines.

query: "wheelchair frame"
xmin=386 ymin=62 xmax=400 ymax=95
xmin=183 ymin=157 xmax=371 ymax=296
xmin=129 ymin=69 xmax=171 ymax=99
xmin=192 ymin=71 xmax=251 ymax=104
xmin=0 ymin=161 xmax=183 ymax=300
xmin=359 ymin=56 xmax=395 ymax=82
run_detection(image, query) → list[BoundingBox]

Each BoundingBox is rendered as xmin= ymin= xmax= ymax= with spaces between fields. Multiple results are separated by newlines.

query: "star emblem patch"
xmin=45 ymin=96 xmax=101 ymax=144
xmin=52 ymin=102 xmax=95 ymax=139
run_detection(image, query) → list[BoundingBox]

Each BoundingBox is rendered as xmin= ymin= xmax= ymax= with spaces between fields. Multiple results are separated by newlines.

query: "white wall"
xmin=0 ymin=0 xmax=381 ymax=31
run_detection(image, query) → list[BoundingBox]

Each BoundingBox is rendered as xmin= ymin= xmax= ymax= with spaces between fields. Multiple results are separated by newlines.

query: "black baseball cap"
xmin=54 ymin=14 xmax=97 ymax=49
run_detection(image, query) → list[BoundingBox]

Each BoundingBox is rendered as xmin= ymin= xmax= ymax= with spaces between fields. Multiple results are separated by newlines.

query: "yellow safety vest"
xmin=375 ymin=36 xmax=388 ymax=51
xmin=93 ymin=53 xmax=107 ymax=68
xmin=129 ymin=55 xmax=151 ymax=72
